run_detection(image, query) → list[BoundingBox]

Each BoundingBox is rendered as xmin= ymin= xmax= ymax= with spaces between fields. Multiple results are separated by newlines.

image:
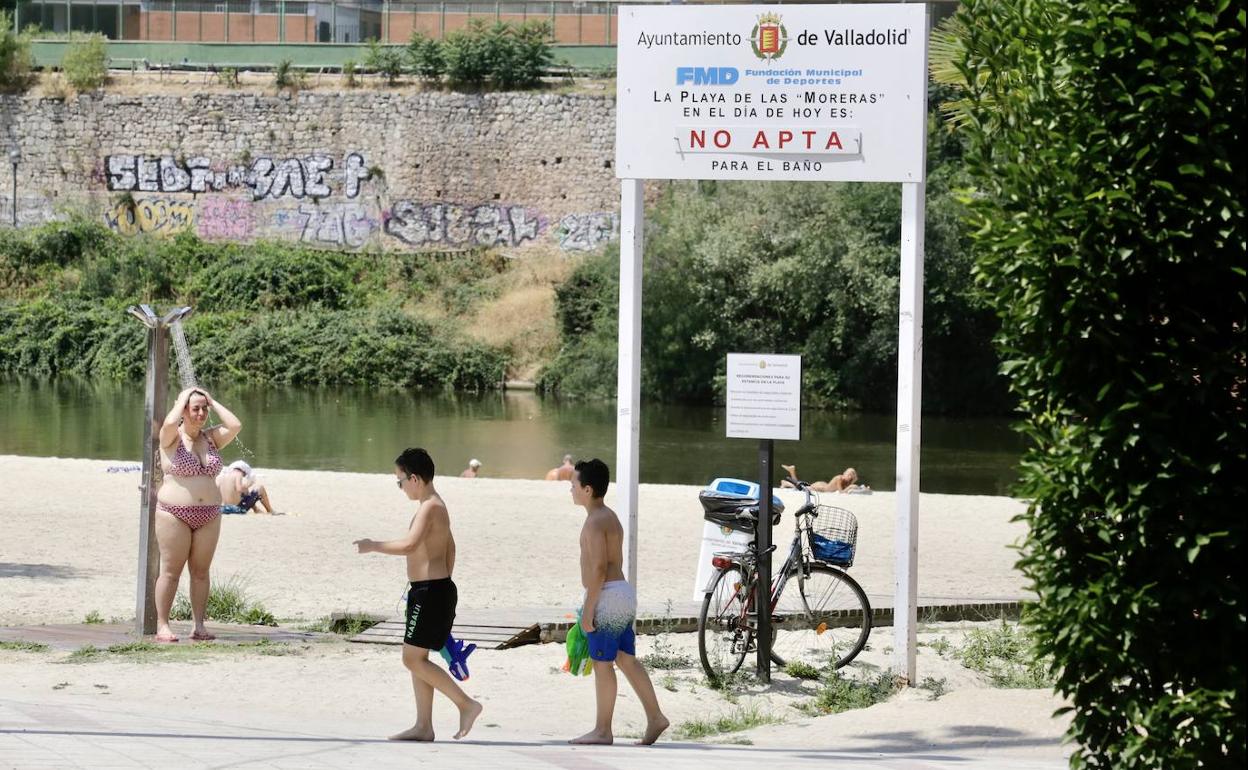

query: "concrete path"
xmin=1 ymin=689 xmax=1068 ymax=770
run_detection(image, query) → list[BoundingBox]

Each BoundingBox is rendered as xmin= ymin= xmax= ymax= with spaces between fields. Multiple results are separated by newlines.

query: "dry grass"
xmin=27 ymin=69 xmax=613 ymax=99
xmin=465 ymin=246 xmax=582 ymax=381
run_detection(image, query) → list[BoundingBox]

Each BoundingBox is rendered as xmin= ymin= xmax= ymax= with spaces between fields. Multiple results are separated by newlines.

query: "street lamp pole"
xmin=9 ymin=148 xmax=20 ymax=228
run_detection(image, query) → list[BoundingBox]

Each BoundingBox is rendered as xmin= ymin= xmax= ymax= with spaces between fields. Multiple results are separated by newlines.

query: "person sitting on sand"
xmin=545 ymin=454 xmax=575 ymax=481
xmin=459 ymin=458 xmax=481 ymax=478
xmin=217 ymin=460 xmax=274 ymax=514
xmin=568 ymin=458 xmax=669 ymax=746
xmin=781 ymin=464 xmax=868 ymax=493
xmin=353 ymin=448 xmax=482 ymax=742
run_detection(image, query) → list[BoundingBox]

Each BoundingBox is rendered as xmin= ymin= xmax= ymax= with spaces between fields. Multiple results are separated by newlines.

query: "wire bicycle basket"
xmin=810 ymin=505 xmax=858 ymax=567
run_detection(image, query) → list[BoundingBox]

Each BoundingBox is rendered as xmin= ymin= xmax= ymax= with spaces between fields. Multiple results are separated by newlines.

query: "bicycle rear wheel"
xmin=770 ymin=565 xmax=871 ymax=673
xmin=698 ymin=565 xmax=751 ymax=683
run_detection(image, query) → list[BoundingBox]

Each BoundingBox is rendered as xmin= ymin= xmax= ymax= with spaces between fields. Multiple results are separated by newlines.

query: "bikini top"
xmin=166 ymin=434 xmax=223 ymax=478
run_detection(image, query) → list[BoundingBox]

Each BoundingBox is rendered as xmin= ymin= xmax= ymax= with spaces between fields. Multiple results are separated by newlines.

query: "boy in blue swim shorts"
xmin=569 ymin=459 xmax=669 ymax=746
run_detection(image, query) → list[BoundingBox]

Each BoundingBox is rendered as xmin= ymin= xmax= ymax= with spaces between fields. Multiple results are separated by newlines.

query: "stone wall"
xmin=0 ymin=91 xmax=621 ymax=252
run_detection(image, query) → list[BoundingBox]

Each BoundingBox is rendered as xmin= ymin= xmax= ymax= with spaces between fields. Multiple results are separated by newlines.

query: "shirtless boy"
xmin=569 ymin=458 xmax=669 ymax=746
xmin=353 ymin=447 xmax=482 ymax=741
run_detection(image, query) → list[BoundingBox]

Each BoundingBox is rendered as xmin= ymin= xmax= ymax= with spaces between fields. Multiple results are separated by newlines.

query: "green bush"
xmin=940 ymin=0 xmax=1245 ymax=766
xmin=406 ymin=32 xmax=444 ymax=82
xmin=60 ymin=33 xmax=108 ymax=91
xmin=955 ymin=621 xmax=1051 ymax=689
xmin=0 ymin=12 xmax=34 ymax=92
xmin=442 ymin=19 xmax=492 ymax=87
xmin=341 ymin=59 xmax=357 ymax=88
xmin=363 ymin=39 xmax=404 ymax=86
xmin=186 ymin=245 xmax=358 ymax=311
xmin=273 ymin=58 xmax=305 ymax=92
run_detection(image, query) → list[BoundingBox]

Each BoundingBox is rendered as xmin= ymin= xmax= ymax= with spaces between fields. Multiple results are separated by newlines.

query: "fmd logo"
xmin=675 ymin=66 xmax=740 ymax=86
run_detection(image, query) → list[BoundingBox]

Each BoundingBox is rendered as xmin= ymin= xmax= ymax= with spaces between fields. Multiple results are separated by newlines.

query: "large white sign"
xmin=616 ymin=4 xmax=928 ymax=182
xmin=725 ymin=353 xmax=802 ymax=441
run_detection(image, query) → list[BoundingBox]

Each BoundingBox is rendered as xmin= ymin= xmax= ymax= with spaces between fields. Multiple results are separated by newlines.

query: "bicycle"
xmin=696 ymin=474 xmax=872 ymax=683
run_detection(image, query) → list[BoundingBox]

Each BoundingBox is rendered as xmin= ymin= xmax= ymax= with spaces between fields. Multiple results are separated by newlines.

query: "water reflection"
xmin=0 ymin=378 xmax=1023 ymax=495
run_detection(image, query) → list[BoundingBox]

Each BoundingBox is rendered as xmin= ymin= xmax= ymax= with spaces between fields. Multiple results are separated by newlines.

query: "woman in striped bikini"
xmin=154 ymin=387 xmax=243 ymax=643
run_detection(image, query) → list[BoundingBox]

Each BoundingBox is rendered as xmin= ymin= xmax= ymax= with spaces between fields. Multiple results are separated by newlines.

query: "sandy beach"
xmin=0 ymin=455 xmax=1030 ymax=625
xmin=1 ymin=454 xmax=1067 ymax=764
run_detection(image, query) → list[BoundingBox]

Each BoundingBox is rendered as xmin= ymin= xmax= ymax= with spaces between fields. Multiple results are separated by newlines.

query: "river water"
xmin=0 ymin=378 xmax=1024 ymax=495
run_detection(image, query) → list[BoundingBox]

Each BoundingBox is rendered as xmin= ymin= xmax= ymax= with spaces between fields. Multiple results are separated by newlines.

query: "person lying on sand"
xmin=780 ymin=464 xmax=870 ymax=493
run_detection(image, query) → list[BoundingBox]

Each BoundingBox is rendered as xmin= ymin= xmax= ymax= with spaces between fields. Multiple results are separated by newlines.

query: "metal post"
xmin=134 ymin=313 xmax=166 ymax=636
xmin=279 ymin=0 xmax=284 ymax=42
xmin=171 ymin=0 xmax=177 ymax=39
xmin=615 ymin=178 xmax=643 ymax=587
xmin=225 ymin=0 xmax=230 ymax=42
xmin=129 ymin=305 xmax=192 ymax=637
xmin=892 ymin=3 xmax=931 ymax=687
xmin=331 ymin=0 xmax=336 ymax=41
xmin=756 ymin=439 xmax=774 ymax=682
xmin=383 ymin=0 xmax=389 ymax=43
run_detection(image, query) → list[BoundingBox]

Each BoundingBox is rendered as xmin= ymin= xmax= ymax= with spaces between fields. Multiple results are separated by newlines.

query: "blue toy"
xmin=438 ymin=633 xmax=476 ymax=681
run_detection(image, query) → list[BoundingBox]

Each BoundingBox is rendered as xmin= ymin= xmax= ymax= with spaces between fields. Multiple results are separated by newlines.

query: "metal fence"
xmin=15 ymin=0 xmax=623 ymax=45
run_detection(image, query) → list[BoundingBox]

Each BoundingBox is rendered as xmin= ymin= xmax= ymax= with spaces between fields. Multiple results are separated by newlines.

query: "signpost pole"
xmin=756 ymin=438 xmax=774 ymax=682
xmin=616 ymin=178 xmax=644 ymax=587
xmin=134 ymin=312 xmax=165 ymax=636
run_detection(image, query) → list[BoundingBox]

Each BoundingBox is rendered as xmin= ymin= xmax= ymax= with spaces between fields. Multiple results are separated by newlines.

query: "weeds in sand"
xmin=927 ymin=636 xmax=952 ymax=656
xmin=800 ymin=670 xmax=901 ymax=716
xmin=660 ymin=674 xmax=678 ymax=692
xmin=66 ymin=645 xmax=104 ymax=662
xmin=83 ymin=610 xmax=104 ymax=624
xmin=919 ymin=676 xmax=949 ymax=700
xmin=784 ymin=661 xmax=824 ymax=680
xmin=0 ymin=640 xmax=49 ymax=652
xmin=295 ymin=613 xmax=381 ymax=635
xmin=956 ymin=620 xmax=1052 ymax=689
xmin=171 ymin=574 xmax=277 ymax=626
xmin=675 ymin=704 xmax=780 ymax=739
xmin=641 ymin=601 xmax=695 ymax=671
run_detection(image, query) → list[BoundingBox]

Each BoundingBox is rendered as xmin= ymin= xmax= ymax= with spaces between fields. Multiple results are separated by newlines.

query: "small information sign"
xmin=725 ymin=353 xmax=802 ymax=441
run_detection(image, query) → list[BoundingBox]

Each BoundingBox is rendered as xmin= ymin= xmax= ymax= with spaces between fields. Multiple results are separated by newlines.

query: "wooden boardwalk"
xmin=0 ymin=621 xmax=332 ymax=651
xmin=348 ymin=600 xmax=1024 ymax=648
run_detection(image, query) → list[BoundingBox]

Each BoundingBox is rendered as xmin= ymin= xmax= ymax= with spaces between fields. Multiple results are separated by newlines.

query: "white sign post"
xmin=614 ymin=3 xmax=929 ymax=683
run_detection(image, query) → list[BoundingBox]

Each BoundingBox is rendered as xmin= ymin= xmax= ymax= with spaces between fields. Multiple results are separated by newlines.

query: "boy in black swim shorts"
xmin=353 ymin=447 xmax=482 ymax=742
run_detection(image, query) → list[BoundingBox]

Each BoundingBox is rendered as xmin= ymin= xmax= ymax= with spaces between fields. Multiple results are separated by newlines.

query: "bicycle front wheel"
xmin=770 ymin=565 xmax=872 ymax=673
xmin=698 ymin=565 xmax=751 ymax=683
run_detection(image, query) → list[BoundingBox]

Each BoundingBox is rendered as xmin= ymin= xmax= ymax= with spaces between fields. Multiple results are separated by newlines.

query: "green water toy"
xmin=563 ymin=613 xmax=592 ymax=676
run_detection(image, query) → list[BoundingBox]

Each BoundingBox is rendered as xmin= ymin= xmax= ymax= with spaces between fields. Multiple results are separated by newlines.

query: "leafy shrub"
xmin=508 ymin=21 xmax=553 ymax=88
xmin=406 ymin=32 xmax=444 ymax=81
xmin=186 ymin=245 xmax=358 ymax=311
xmin=273 ymin=58 xmax=305 ymax=92
xmin=939 ymin=0 xmax=1245 ymax=766
xmin=218 ymin=67 xmax=239 ymax=88
xmin=0 ymin=12 xmax=34 ymax=92
xmin=61 ymin=33 xmax=108 ymax=91
xmin=442 ymin=19 xmax=492 ymax=87
xmin=363 ymin=39 xmax=404 ymax=86
xmin=341 ymin=59 xmax=357 ymax=88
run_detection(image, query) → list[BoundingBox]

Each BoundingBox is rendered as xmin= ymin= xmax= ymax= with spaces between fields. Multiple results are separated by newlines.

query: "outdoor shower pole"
xmin=129 ymin=305 xmax=192 ymax=637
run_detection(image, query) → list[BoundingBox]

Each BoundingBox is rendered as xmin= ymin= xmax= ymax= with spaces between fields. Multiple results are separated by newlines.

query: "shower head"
xmin=127 ymin=305 xmax=158 ymax=328
xmin=162 ymin=306 xmax=194 ymax=325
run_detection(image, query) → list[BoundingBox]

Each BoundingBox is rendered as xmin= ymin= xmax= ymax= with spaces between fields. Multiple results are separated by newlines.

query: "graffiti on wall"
xmin=269 ymin=202 xmax=379 ymax=248
xmin=196 ymin=197 xmax=254 ymax=240
xmin=383 ymin=201 xmax=545 ymax=248
xmin=105 ymin=153 xmax=371 ymax=201
xmin=555 ymin=213 xmax=619 ymax=252
xmin=103 ymin=198 xmax=196 ymax=237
